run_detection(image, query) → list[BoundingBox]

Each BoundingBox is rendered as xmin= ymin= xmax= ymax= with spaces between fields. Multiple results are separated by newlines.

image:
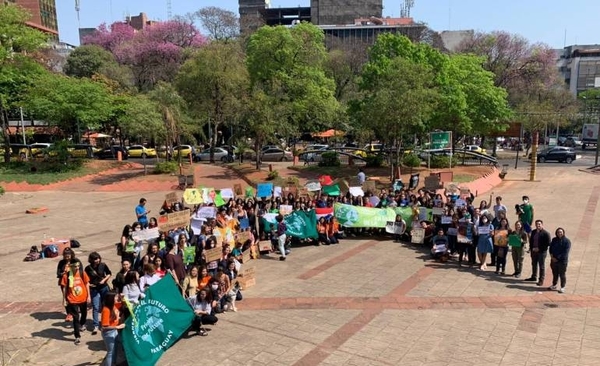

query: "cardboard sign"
xmin=241 ymin=248 xmax=251 ymax=263
xmin=220 ymin=188 xmax=234 ymax=199
xmin=183 ymin=188 xmax=203 ymax=204
xmin=494 ymin=230 xmax=509 ymax=247
xmin=132 ymin=227 xmax=160 ymax=242
xmin=258 ymin=241 xmax=272 ymax=252
xmin=385 ymin=221 xmax=406 ymax=235
xmin=273 ymin=186 xmax=283 ymax=198
xmin=349 ymin=186 xmax=364 ymax=197
xmin=236 ymin=231 xmax=251 ymax=244
xmin=234 ymin=184 xmax=243 ymax=196
xmin=305 ymin=181 xmax=322 ymax=192
xmin=195 ymin=206 xmax=217 ymax=220
xmin=158 ymin=209 xmax=190 ymax=231
xmin=411 ymin=228 xmax=425 ymax=244
xmin=236 ymin=276 xmax=256 ymax=289
xmin=478 ymin=226 xmax=491 ymax=235
xmin=241 ymin=265 xmax=256 ymax=280
xmin=455 ymin=199 xmax=467 ymax=208
xmin=279 ymin=205 xmax=293 ymax=216
xmin=165 ymin=192 xmax=178 ymax=205
xmin=424 ymin=175 xmax=441 ymax=191
xmin=363 ymin=181 xmax=376 ymax=193
xmin=204 ymin=247 xmax=221 ymax=263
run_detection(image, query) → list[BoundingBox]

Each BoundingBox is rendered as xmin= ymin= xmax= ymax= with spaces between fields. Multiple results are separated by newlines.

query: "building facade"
xmin=310 ymin=0 xmax=382 ymax=26
xmin=558 ymin=45 xmax=600 ymax=96
xmin=6 ymin=0 xmax=58 ymax=37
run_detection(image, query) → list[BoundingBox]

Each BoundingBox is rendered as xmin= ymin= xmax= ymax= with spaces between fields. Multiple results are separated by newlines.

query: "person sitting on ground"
xmin=431 ymin=229 xmax=450 ymax=262
xmin=187 ymin=289 xmax=218 ymax=336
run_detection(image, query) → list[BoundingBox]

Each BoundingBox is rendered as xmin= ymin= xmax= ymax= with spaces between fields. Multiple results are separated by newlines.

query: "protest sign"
xmin=411 ymin=228 xmax=425 ymax=244
xmin=424 ymin=175 xmax=441 ymax=191
xmin=245 ymin=186 xmax=254 ymax=198
xmin=322 ymin=184 xmax=341 ymax=196
xmin=234 ymin=184 xmax=243 ymax=196
xmin=122 ymin=273 xmax=194 ymax=366
xmin=183 ymin=246 xmax=196 ymax=265
xmin=202 ymin=188 xmax=215 ymax=204
xmin=165 ymin=192 xmax=178 ymax=205
xmin=457 ymin=222 xmax=473 ymax=243
xmin=362 ymin=181 xmax=376 ymax=193
xmin=334 ymin=203 xmax=396 ymax=228
xmin=239 ymin=218 xmax=250 ymax=230
xmin=183 ymin=188 xmax=202 ymax=205
xmin=132 ymin=228 xmax=160 ymax=242
xmin=455 ymin=199 xmax=467 ymax=208
xmin=385 ymin=221 xmax=406 ymax=235
xmin=408 ymin=173 xmax=420 ymax=190
xmin=256 ymin=183 xmax=274 ymax=198
xmin=158 ymin=209 xmax=190 ymax=231
xmin=258 ymin=241 xmax=272 ymax=252
xmin=460 ymin=187 xmax=470 ymax=198
xmin=190 ymin=219 xmax=203 ymax=235
xmin=214 ymin=192 xmax=226 ymax=207
xmin=418 ymin=207 xmax=428 ymax=221
xmin=369 ymin=196 xmax=380 ymax=207
xmin=508 ymin=233 xmax=522 ymax=247
xmin=242 ymin=248 xmax=251 ymax=263
xmin=477 ymin=226 xmax=491 ymax=235
xmin=494 ymin=230 xmax=508 ymax=247
xmin=432 ymin=207 xmax=444 ymax=216
xmin=273 ymin=186 xmax=283 ymax=198
xmin=204 ymin=247 xmax=221 ymax=263
xmin=349 ymin=186 xmax=364 ymax=197
xmin=447 ymin=227 xmax=458 ymax=236
xmin=305 ymin=181 xmax=322 ymax=192
xmin=441 ymin=216 xmax=452 ymax=224
xmin=279 ymin=205 xmax=293 ymax=216
xmin=220 ymin=188 xmax=234 ymax=199
xmin=195 ymin=206 xmax=217 ymax=220
xmin=236 ymin=231 xmax=251 ymax=244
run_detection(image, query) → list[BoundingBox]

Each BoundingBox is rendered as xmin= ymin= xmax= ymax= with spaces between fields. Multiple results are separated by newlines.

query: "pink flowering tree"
xmin=83 ymin=20 xmax=206 ymax=90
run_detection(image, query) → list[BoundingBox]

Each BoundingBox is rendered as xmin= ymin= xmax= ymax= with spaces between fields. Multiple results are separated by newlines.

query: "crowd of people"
xmin=55 ymin=172 xmax=571 ymax=366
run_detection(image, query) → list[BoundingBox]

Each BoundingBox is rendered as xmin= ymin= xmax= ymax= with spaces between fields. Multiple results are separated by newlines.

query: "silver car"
xmin=260 ymin=148 xmax=293 ymax=162
xmin=194 ymin=147 xmax=235 ymax=162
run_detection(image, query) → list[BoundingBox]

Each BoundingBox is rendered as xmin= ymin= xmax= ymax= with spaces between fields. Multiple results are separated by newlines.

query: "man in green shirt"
xmin=519 ymin=196 xmax=534 ymax=232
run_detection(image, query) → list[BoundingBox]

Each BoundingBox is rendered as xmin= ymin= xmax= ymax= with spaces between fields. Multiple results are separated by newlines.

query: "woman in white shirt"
xmin=122 ymin=271 xmax=144 ymax=305
xmin=139 ymin=263 xmax=161 ymax=292
xmin=187 ymin=289 xmax=218 ymax=336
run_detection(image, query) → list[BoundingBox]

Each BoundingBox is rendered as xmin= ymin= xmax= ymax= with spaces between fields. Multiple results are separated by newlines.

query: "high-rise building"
xmin=557 ymin=45 xmax=600 ymax=96
xmin=8 ymin=0 xmax=59 ymax=37
xmin=310 ymin=0 xmax=382 ymax=26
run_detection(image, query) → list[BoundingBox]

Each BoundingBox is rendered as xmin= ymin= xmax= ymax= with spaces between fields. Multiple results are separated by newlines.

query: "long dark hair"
xmin=122 ymin=225 xmax=132 ymax=238
xmin=124 ymin=271 xmax=137 ymax=286
xmin=103 ymin=292 xmax=118 ymax=322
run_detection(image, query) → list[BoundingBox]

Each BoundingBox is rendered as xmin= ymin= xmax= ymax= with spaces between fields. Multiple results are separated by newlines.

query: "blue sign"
xmin=256 ymin=182 xmax=273 ymax=198
xmin=239 ymin=218 xmax=250 ymax=230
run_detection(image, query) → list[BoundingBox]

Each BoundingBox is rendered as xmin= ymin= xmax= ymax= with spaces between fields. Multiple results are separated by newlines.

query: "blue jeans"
xmin=91 ymin=286 xmax=109 ymax=328
xmin=102 ymin=329 xmax=119 ymax=366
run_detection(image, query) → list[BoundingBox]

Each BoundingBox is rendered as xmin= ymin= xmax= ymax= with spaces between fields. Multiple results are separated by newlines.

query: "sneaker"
xmin=514 ymin=273 xmax=521 ymax=279
xmin=494 ymin=271 xmax=499 ymax=274
xmin=74 ymin=338 xmax=81 ymax=345
xmin=549 ymin=285 xmax=557 ymax=291
xmin=65 ymin=314 xmax=73 ymax=322
xmin=279 ymin=256 xmax=286 ymax=261
xmin=559 ymin=288 xmax=565 ymax=293
xmin=501 ymin=272 xmax=505 ymax=275
xmin=79 ymin=326 xmax=86 ymax=333
xmin=524 ymin=277 xmax=537 ymax=282
xmin=536 ymin=281 xmax=544 ymax=286
xmin=92 ymin=326 xmax=98 ymax=335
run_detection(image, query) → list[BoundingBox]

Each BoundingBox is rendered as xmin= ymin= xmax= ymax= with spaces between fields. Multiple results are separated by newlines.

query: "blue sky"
xmin=57 ymin=0 xmax=600 ymax=48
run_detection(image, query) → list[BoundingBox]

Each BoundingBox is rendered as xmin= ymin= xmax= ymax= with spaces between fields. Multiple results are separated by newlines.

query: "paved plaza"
xmin=1 ymin=163 xmax=599 ymax=365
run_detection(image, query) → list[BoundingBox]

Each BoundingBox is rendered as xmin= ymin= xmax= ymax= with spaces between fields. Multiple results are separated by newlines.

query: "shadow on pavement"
xmin=84 ymin=339 xmax=106 ymax=351
xmin=31 ymin=327 xmax=72 ymax=342
xmin=30 ymin=311 xmax=64 ymax=322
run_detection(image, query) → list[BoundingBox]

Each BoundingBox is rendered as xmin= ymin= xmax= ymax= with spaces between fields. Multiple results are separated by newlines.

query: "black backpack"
xmin=70 ymin=239 xmax=81 ymax=248
xmin=24 ymin=246 xmax=41 ymax=262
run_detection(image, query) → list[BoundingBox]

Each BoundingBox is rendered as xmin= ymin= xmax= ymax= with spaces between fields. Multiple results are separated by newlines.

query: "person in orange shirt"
xmin=317 ymin=217 xmax=330 ymax=245
xmin=101 ymin=292 xmax=125 ymax=366
xmin=61 ymin=261 xmax=91 ymax=345
xmin=326 ymin=216 xmax=339 ymax=244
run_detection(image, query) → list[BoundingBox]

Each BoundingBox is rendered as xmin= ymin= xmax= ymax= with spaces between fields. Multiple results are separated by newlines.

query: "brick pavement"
xmin=1 ymin=163 xmax=599 ymax=365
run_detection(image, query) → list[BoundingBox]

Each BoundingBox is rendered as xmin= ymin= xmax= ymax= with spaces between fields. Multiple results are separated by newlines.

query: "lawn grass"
xmin=452 ymin=174 xmax=477 ymax=183
xmin=0 ymin=160 xmax=119 ymax=185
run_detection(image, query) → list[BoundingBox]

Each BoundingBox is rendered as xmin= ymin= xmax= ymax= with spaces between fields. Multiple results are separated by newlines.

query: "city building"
xmin=557 ymin=45 xmax=600 ymax=96
xmin=5 ymin=0 xmax=59 ymax=38
xmin=320 ymin=17 xmax=426 ymax=46
xmin=310 ymin=0 xmax=382 ymax=26
xmin=125 ymin=12 xmax=157 ymax=31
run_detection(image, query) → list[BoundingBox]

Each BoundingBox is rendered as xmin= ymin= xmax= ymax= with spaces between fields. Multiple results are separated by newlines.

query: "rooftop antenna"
xmin=75 ymin=0 xmax=81 ymax=27
xmin=400 ymin=0 xmax=415 ymax=18
xmin=167 ymin=0 xmax=172 ymax=20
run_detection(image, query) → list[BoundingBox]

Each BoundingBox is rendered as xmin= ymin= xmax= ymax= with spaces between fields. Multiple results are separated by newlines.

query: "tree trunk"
xmin=254 ymin=140 xmax=261 ymax=170
xmin=0 ymin=99 xmax=11 ymax=164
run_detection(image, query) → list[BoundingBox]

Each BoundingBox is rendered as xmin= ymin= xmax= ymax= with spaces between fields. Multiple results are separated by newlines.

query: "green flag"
xmin=285 ymin=210 xmax=318 ymax=239
xmin=183 ymin=246 xmax=196 ymax=265
xmin=322 ymin=184 xmax=341 ymax=196
xmin=122 ymin=273 xmax=195 ymax=366
xmin=334 ymin=203 xmax=396 ymax=228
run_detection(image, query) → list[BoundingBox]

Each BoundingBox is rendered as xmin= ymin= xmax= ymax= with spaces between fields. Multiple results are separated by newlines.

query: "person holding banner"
xmin=476 ymin=215 xmax=494 ymax=270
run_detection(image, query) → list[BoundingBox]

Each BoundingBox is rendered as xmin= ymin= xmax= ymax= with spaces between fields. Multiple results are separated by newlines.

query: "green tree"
xmin=246 ymin=23 xmax=339 ymax=143
xmin=176 ymin=40 xmax=247 ymax=162
xmin=24 ymin=73 xmax=114 ymax=140
xmin=64 ymin=45 xmax=116 ymax=78
xmin=118 ymin=94 xmax=164 ymax=143
xmin=0 ymin=4 xmax=48 ymax=162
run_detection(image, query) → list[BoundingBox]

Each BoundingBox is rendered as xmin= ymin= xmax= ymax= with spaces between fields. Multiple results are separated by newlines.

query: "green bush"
xmin=154 ymin=161 xmax=179 ymax=174
xmin=318 ymin=151 xmax=341 ymax=167
xmin=0 ymin=185 xmax=4 ymax=196
xmin=267 ymin=170 xmax=279 ymax=180
xmin=286 ymin=176 xmax=299 ymax=186
xmin=364 ymin=155 xmax=383 ymax=168
xmin=430 ymin=155 xmax=458 ymax=168
xmin=402 ymin=153 xmax=422 ymax=168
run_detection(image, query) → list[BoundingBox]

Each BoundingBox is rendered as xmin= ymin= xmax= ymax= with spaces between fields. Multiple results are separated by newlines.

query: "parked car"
xmin=29 ymin=143 xmax=51 ymax=157
xmin=300 ymin=146 xmax=329 ymax=162
xmin=563 ymin=137 xmax=582 ymax=148
xmin=172 ymin=145 xmax=196 ymax=160
xmin=69 ymin=144 xmax=101 ymax=159
xmin=260 ymin=148 xmax=293 ymax=162
xmin=194 ymin=147 xmax=235 ymax=162
xmin=157 ymin=146 xmax=171 ymax=159
xmin=127 ymin=145 xmax=156 ymax=158
xmin=464 ymin=145 xmax=487 ymax=154
xmin=95 ymin=146 xmax=129 ymax=160
xmin=535 ymin=146 xmax=576 ymax=163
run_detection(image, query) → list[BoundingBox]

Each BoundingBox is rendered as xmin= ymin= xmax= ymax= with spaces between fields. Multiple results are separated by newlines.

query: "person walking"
xmin=85 ymin=252 xmax=112 ymax=335
xmin=61 ymin=261 xmax=91 ymax=345
xmin=276 ymin=215 xmax=287 ymax=261
xmin=509 ymin=221 xmax=528 ymax=278
xmin=100 ymin=292 xmax=125 ymax=366
xmin=525 ymin=220 xmax=551 ymax=286
xmin=56 ymin=248 xmax=82 ymax=322
xmin=549 ymin=227 xmax=571 ymax=293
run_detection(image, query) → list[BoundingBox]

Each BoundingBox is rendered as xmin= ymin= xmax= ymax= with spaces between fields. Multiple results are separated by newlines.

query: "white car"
xmin=194 ymin=147 xmax=235 ymax=162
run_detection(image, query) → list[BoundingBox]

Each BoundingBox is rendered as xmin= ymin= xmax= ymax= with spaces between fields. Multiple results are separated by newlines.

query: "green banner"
xmin=334 ymin=203 xmax=396 ymax=228
xmin=285 ymin=210 xmax=318 ymax=239
xmin=122 ymin=273 xmax=195 ymax=366
xmin=393 ymin=207 xmax=415 ymax=229
xmin=262 ymin=210 xmax=318 ymax=239
xmin=322 ymin=184 xmax=341 ymax=196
